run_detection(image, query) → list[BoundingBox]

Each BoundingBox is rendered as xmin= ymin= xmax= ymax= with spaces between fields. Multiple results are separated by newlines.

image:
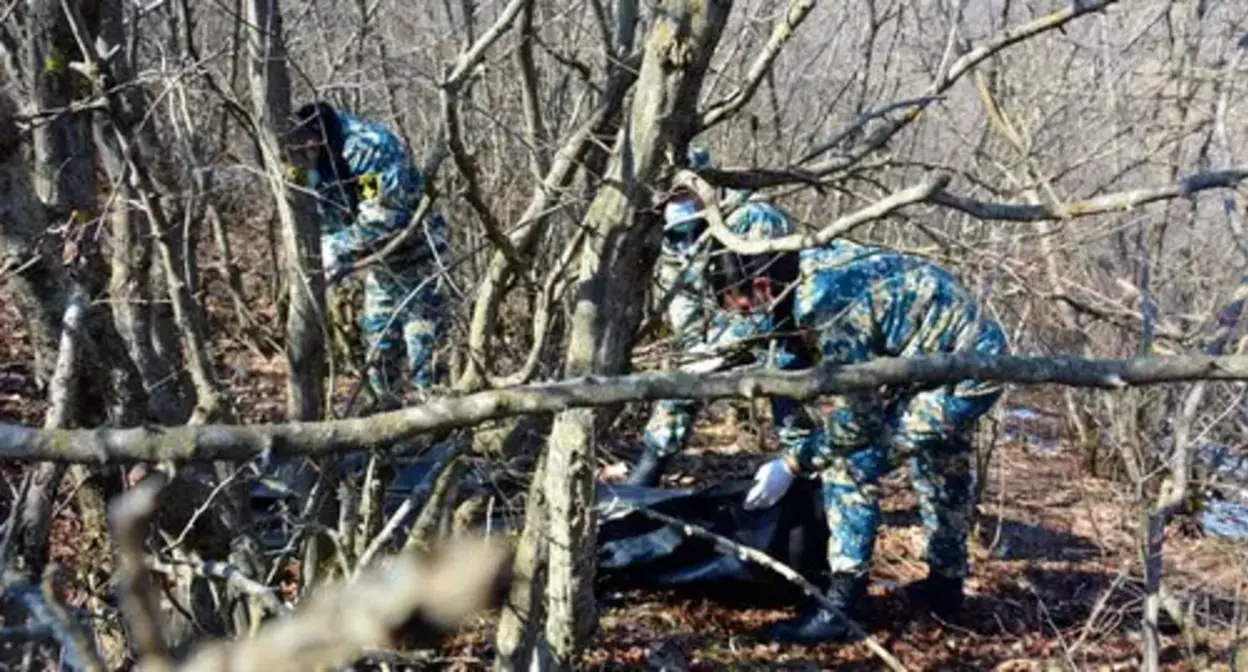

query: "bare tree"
xmin=2 ymin=0 xmax=1247 ymax=668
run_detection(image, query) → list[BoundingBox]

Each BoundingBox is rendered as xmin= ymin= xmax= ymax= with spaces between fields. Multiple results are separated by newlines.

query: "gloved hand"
xmin=325 ymin=260 xmax=350 ymax=286
xmin=743 ymin=457 xmax=796 ymax=510
xmin=322 ymin=242 xmax=350 ymax=286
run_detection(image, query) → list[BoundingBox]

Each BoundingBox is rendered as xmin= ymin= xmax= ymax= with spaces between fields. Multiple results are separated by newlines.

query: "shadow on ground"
xmin=585 ymin=553 xmax=1244 ymax=670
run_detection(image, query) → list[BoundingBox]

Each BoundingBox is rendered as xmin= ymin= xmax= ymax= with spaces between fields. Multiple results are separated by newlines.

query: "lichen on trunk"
xmin=497 ymin=1 xmax=734 ymax=668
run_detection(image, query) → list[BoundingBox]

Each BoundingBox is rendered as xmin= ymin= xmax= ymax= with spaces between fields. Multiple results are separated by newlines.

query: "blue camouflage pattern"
xmin=680 ymin=236 xmax=1007 ymax=579
xmin=642 ymin=154 xmax=802 ymax=458
xmin=788 ymin=239 xmax=1008 ymax=469
xmin=795 ymin=240 xmax=1006 ymax=580
xmin=295 ymin=109 xmax=451 ymax=405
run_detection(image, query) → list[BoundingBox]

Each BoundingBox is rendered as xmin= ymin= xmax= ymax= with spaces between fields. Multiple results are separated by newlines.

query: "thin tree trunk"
xmin=501 ymin=2 xmax=734 ymax=667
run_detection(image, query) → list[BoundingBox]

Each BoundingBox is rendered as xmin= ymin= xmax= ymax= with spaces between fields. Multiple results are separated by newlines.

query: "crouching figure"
xmin=694 ymin=214 xmax=1008 ymax=643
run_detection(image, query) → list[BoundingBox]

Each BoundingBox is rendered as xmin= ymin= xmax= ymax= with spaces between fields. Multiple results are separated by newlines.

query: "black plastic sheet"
xmin=252 ymin=455 xmax=833 ymax=597
xmin=595 ymin=477 xmax=829 ymax=600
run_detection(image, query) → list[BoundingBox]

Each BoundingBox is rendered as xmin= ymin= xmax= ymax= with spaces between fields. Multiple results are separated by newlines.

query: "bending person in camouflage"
xmin=700 ymin=232 xmax=1008 ymax=643
xmin=628 ymin=148 xmax=814 ymax=486
xmin=283 ymin=102 xmax=450 ymax=410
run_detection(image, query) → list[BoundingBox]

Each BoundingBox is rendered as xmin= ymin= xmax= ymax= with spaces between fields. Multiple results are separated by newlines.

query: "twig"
xmin=173 ymin=537 xmax=513 ymax=672
xmin=630 ymin=506 xmax=909 ymax=672
xmin=3 ymin=353 xmax=1248 ymax=464
xmin=146 ymin=554 xmax=291 ymax=617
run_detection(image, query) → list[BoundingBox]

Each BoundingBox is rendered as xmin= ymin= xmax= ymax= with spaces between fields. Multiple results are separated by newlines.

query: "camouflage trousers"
xmin=641 ymin=395 xmax=811 ymax=458
xmin=819 ymin=383 xmax=1002 ymax=580
xmin=360 ymin=267 xmax=446 ymax=406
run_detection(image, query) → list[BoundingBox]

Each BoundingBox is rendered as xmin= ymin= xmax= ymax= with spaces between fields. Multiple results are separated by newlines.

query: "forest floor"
xmin=441 ymin=394 xmax=1248 ymax=671
xmin=2 ymin=289 xmax=1247 ymax=671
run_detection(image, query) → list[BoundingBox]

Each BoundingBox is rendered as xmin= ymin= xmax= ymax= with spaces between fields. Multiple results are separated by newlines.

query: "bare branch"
xmin=801 ymin=0 xmax=1122 ymax=174
xmin=680 ymin=170 xmax=949 ymax=254
xmin=699 ymin=0 xmax=818 ymax=131
xmin=931 ymin=166 xmax=1248 ymax=221
xmin=443 ymin=81 xmax=522 ymax=265
xmin=173 ymin=537 xmax=512 ymax=672
xmin=1 ymin=353 xmax=1247 ymax=465
xmin=633 ymin=506 xmax=908 ymax=672
xmin=515 ymin=0 xmax=548 ymax=176
xmin=443 ymin=0 xmax=526 ymax=90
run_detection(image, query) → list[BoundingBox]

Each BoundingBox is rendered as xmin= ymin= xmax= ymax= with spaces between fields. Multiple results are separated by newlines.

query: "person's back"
xmin=718 ymin=237 xmax=1009 ymax=645
xmin=794 ymin=239 xmax=1004 ymax=366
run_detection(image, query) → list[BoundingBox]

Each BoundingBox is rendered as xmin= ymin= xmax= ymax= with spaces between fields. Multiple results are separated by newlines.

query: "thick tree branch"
xmin=60 ymin=0 xmax=228 ymax=423
xmin=1 ymin=353 xmax=1247 ymax=465
xmin=930 ymin=166 xmax=1248 ymax=221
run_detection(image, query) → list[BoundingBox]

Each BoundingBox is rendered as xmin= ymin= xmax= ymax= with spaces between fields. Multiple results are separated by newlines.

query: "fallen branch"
xmin=0 ymin=353 xmax=1246 ymax=464
xmin=173 ymin=537 xmax=513 ymax=672
xmin=631 ymin=506 xmax=909 ymax=672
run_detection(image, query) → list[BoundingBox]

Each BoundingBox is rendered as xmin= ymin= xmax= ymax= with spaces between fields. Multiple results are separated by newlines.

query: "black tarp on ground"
xmin=594 ymin=477 xmax=829 ymax=603
xmin=252 ymin=454 xmax=833 ymax=602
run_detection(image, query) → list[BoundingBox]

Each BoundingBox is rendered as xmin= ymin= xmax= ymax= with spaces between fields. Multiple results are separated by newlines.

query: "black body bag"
xmin=594 ymin=476 xmax=829 ymax=605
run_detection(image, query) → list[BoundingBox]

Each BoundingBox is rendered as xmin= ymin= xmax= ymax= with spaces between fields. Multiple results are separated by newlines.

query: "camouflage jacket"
xmin=303 ymin=111 xmax=450 ymax=281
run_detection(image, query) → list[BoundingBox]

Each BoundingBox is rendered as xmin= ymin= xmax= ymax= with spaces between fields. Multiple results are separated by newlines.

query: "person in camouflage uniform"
xmin=283 ymin=102 xmax=450 ymax=410
xmin=697 ymin=231 xmax=1008 ymax=643
xmin=626 ymin=147 xmax=816 ymax=486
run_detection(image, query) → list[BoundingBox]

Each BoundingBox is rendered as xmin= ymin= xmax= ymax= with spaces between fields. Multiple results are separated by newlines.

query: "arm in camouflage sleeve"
xmin=653 ymin=242 xmax=718 ymax=354
xmin=767 ymin=341 xmax=829 ymax=477
xmin=777 ymin=269 xmax=887 ymax=475
xmin=322 ymin=135 xmax=424 ymax=270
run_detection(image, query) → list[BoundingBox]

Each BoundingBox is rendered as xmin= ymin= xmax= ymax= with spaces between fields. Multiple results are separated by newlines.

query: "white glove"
xmin=743 ymin=457 xmax=796 ymax=511
xmin=680 ymin=355 xmax=728 ymax=374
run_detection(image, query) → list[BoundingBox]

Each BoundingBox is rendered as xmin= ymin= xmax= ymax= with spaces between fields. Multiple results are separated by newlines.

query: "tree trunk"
xmin=245 ymin=0 xmax=326 ymax=423
xmin=499 ymin=2 xmax=734 ymax=668
xmin=93 ymin=0 xmax=192 ymax=425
